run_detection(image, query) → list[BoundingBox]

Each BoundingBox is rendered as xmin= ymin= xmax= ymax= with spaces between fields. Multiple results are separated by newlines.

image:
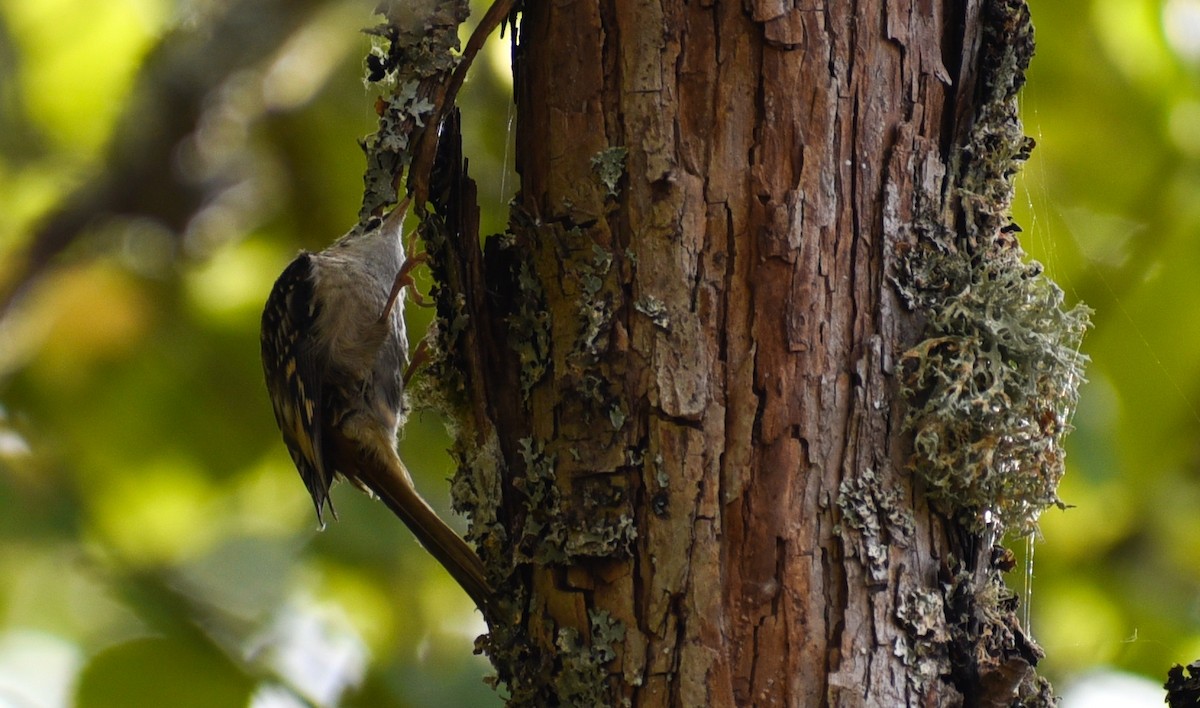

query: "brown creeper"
xmin=260 ymin=208 xmax=491 ymax=614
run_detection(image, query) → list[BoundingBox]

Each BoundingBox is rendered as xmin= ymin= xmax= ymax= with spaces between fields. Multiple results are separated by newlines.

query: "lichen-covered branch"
xmin=358 ymin=0 xmax=469 ymax=219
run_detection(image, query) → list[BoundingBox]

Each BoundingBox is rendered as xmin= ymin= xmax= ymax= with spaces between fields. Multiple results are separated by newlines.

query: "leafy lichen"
xmin=511 ymin=435 xmax=636 ymax=562
xmin=895 ymin=0 xmax=1089 ymax=537
xmin=633 ymin=295 xmax=670 ymax=330
xmin=590 ymin=147 xmax=628 ymax=197
xmin=835 ymin=467 xmax=915 ymax=585
xmin=896 ymin=237 xmax=1089 ymax=536
xmin=513 ymin=436 xmax=567 ymax=565
xmin=942 ymin=559 xmax=1050 ymax=706
xmin=359 ymin=0 xmax=469 ymax=218
xmin=448 ymin=427 xmax=508 ymax=570
xmin=894 ymin=588 xmax=951 ymax=690
xmin=482 ymin=606 xmax=626 ymax=707
xmin=508 ymin=258 xmax=553 ymax=398
xmin=553 ymin=609 xmax=626 ymax=706
xmin=572 ymin=241 xmax=616 ymax=365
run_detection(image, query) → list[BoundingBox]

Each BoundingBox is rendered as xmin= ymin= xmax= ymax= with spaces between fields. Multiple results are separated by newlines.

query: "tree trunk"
xmin=426 ymin=0 xmax=1086 ymax=705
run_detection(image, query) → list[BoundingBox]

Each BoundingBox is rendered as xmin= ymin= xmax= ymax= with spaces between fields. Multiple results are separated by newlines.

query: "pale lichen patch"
xmin=894 ymin=588 xmax=952 ymax=690
xmin=835 ymin=467 xmax=915 ymax=585
xmin=590 ymin=146 xmax=628 ymax=197
xmin=552 ymin=609 xmax=627 ymax=706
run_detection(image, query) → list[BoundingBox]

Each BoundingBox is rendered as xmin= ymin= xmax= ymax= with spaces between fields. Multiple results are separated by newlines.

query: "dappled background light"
xmin=1014 ymin=0 xmax=1200 ymax=689
xmin=0 ymin=0 xmax=1196 ymax=704
xmin=0 ymin=0 xmax=508 ymax=705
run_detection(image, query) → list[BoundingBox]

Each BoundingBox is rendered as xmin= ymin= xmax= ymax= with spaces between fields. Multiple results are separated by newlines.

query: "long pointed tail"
xmin=372 ymin=454 xmax=494 ymax=616
xmin=334 ymin=434 xmax=493 ymax=618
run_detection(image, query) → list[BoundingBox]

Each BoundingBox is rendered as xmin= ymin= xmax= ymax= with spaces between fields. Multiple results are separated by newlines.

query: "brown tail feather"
xmin=331 ymin=432 xmax=494 ymax=619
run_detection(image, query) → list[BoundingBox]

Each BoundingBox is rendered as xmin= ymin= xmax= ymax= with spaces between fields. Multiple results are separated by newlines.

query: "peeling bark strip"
xmin=422 ymin=0 xmax=1080 ymax=705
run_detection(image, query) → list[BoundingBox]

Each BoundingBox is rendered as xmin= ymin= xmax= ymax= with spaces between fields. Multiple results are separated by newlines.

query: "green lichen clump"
xmin=509 ymin=257 xmax=552 ymax=397
xmin=896 ymin=0 xmax=1090 ymax=537
xmin=590 ymin=147 xmax=628 ymax=197
xmin=553 ymin=609 xmax=626 ymax=706
xmin=574 ymin=242 xmax=615 ymax=365
xmin=895 ymin=588 xmax=952 ymax=689
xmin=489 ymin=609 xmax=626 ymax=707
xmin=513 ymin=437 xmax=567 ymax=564
xmin=896 ymin=238 xmax=1089 ymax=536
xmin=836 ymin=467 xmax=915 ymax=585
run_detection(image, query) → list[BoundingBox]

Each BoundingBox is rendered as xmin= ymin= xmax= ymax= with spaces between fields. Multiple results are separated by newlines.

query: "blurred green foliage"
xmin=0 ymin=0 xmax=510 ymax=705
xmin=1015 ymin=0 xmax=1200 ymax=688
xmin=0 ymin=0 xmax=1196 ymax=704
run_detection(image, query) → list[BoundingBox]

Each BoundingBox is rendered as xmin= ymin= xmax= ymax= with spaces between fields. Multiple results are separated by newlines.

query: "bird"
xmin=260 ymin=205 xmax=492 ymax=615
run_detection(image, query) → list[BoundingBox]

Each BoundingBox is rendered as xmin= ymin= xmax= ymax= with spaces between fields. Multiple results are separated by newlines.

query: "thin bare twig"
xmin=407 ymin=0 xmax=520 ymax=209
